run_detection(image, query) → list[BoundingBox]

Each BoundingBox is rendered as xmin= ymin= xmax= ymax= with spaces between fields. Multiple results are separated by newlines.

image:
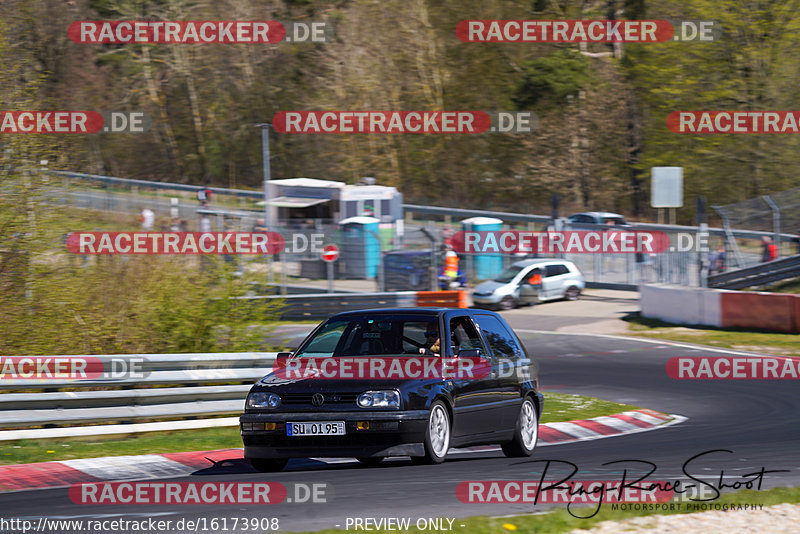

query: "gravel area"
xmin=569 ymin=503 xmax=800 ymax=533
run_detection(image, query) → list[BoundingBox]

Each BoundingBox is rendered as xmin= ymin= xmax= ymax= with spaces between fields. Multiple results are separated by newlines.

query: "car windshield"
xmin=493 ymin=265 xmax=525 ymax=283
xmin=602 ymin=217 xmax=627 ymax=225
xmin=294 ymin=314 xmax=439 ymax=358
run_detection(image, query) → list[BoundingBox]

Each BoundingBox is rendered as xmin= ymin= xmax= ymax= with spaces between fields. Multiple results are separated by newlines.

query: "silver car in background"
xmin=470 ymin=259 xmax=585 ymax=310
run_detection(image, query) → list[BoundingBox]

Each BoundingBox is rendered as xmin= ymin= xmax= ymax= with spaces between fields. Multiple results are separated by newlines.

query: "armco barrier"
xmin=0 ymin=354 xmax=276 ymax=430
xmin=641 ymin=284 xmax=799 ymax=333
xmin=720 ymin=292 xmax=799 ymax=333
xmin=237 ymin=290 xmax=467 ymax=319
xmin=415 ymin=290 xmax=466 ymax=308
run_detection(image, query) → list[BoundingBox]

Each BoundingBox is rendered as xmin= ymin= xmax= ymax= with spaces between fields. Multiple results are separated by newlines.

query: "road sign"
xmin=651 ymin=167 xmax=683 ymax=208
xmin=322 ymin=244 xmax=339 ymax=263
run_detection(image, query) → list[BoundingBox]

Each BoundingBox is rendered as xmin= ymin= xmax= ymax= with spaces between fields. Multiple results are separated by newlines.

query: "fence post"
xmin=763 ymin=195 xmax=781 ymax=256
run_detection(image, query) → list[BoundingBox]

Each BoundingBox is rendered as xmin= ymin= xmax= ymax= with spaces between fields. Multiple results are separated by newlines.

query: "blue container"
xmin=340 ymin=216 xmax=380 ymax=278
xmin=461 ymin=216 xmax=503 ymax=280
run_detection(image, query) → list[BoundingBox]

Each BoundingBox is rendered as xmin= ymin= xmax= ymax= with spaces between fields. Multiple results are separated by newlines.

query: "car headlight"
xmin=247 ymin=392 xmax=281 ymax=409
xmin=357 ymin=390 xmax=400 ymax=408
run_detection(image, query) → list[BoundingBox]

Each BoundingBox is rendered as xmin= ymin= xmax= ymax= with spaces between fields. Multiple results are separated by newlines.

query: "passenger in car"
xmin=419 ymin=327 xmax=441 ymax=357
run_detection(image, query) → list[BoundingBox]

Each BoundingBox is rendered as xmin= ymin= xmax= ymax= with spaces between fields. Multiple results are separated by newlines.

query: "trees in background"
xmin=2 ymin=0 xmax=799 ymax=218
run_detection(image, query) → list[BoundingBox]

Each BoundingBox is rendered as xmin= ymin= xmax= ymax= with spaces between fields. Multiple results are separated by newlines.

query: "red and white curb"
xmin=0 ymin=409 xmax=684 ymax=494
xmin=538 ymin=408 xmax=685 ymax=445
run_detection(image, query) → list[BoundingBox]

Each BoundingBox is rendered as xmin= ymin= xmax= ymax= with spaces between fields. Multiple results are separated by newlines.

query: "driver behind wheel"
xmin=419 ymin=327 xmax=441 ymax=357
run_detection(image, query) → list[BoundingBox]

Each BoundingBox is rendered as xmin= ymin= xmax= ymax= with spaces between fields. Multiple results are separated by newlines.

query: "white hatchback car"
xmin=471 ymin=259 xmax=585 ymax=310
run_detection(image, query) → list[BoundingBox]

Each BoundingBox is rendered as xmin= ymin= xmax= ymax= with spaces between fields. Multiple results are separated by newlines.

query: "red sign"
xmin=321 ymin=244 xmax=339 ymax=262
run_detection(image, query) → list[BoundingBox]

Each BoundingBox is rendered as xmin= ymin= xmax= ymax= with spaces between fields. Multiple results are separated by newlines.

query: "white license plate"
xmin=287 ymin=421 xmax=345 ymax=436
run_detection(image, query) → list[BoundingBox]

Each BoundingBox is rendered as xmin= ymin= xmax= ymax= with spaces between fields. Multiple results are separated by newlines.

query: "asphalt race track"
xmin=2 ymin=331 xmax=798 ymax=533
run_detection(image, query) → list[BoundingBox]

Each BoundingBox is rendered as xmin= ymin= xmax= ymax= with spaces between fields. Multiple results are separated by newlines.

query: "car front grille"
xmin=280 ymin=393 xmax=359 ymax=405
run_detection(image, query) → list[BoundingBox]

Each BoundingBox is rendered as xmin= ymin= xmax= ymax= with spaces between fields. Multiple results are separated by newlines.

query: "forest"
xmin=3 ymin=0 xmax=800 ymax=219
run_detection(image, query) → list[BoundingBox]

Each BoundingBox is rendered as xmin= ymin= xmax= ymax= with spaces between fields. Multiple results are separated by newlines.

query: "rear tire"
xmin=249 ymin=458 xmax=288 ymax=472
xmin=501 ymin=398 xmax=538 ymax=458
xmin=564 ymin=286 xmax=581 ymax=301
xmin=411 ymin=401 xmax=450 ymax=465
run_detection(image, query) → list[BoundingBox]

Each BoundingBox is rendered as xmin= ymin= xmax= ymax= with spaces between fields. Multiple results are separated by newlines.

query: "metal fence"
xmin=46 ymin=170 xmax=800 ymax=289
xmin=713 ymin=186 xmax=800 ymax=267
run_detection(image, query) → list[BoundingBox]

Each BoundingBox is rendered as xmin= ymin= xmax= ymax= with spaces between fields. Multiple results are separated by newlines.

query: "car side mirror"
xmin=457 ymin=348 xmax=481 ymax=358
xmin=274 ymin=352 xmax=293 ymax=369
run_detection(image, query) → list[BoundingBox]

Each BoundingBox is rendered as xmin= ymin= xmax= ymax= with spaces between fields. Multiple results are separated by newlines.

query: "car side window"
xmin=402 ymin=321 xmax=436 ymax=353
xmin=448 ymin=316 xmax=485 ymax=355
xmin=545 ymin=264 xmax=569 ymax=277
xmin=473 ymin=314 xmax=522 ymax=360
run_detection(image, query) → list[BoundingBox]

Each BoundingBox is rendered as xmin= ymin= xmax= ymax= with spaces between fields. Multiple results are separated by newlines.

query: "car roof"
xmin=384 ymin=249 xmax=433 ymax=256
xmin=329 ymin=307 xmax=502 ymax=319
xmin=510 ymin=258 xmax=575 ymax=268
xmin=571 ymin=211 xmax=626 ymax=218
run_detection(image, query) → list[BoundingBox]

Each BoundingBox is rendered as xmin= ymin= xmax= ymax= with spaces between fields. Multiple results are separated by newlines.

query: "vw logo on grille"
xmin=311 ymin=393 xmax=325 ymax=407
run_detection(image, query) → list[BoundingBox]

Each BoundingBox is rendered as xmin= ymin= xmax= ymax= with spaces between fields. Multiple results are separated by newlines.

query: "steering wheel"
xmin=403 ymin=335 xmax=424 ymax=348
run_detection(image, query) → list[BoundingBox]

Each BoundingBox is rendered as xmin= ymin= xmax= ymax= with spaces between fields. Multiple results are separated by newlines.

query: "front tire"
xmin=498 ymin=296 xmax=517 ymax=310
xmin=502 ymin=398 xmax=538 ymax=457
xmin=249 ymin=458 xmax=288 ymax=472
xmin=412 ymin=401 xmax=450 ymax=464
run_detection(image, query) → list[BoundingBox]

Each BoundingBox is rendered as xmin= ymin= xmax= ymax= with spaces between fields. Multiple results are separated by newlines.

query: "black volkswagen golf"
xmin=240 ymin=308 xmax=542 ymax=471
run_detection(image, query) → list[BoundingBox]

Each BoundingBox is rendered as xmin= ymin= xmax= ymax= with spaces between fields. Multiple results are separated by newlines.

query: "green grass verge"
xmin=288 ymin=487 xmax=800 ymax=534
xmin=624 ymin=315 xmax=799 ymax=356
xmin=540 ymin=392 xmax=639 ymax=425
xmin=0 ymin=392 xmax=639 ymax=465
xmin=0 ymin=426 xmax=242 ymax=466
xmin=765 ymin=277 xmax=800 ymax=294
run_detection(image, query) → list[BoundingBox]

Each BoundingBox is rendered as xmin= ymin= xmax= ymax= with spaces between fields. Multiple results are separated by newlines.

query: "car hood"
xmin=472 ymin=280 xmax=508 ymax=293
xmin=252 ymin=371 xmax=437 ymax=393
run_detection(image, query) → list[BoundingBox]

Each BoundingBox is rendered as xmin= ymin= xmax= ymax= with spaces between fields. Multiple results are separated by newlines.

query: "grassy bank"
xmin=624 ymin=315 xmax=799 ymax=356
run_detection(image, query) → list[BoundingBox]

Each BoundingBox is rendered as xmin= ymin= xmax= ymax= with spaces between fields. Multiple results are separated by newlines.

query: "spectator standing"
xmin=794 ymin=229 xmax=800 ymax=255
xmin=761 ymin=236 xmax=778 ymax=262
xmin=251 ymin=218 xmax=267 ymax=233
xmin=443 ymin=245 xmax=459 ymax=283
xmin=709 ymin=245 xmax=726 ymax=275
xmin=140 ymin=208 xmax=155 ymax=231
xmin=197 ymin=188 xmax=212 ymax=206
xmin=441 ymin=224 xmax=455 ymax=248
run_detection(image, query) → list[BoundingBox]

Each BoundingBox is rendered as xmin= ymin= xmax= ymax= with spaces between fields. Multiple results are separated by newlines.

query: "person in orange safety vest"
xmin=444 ymin=245 xmax=459 ymax=280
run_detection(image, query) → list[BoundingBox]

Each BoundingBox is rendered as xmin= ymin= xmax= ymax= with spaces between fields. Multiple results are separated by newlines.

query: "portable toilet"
xmin=339 ymin=216 xmax=380 ymax=278
xmin=461 ymin=216 xmax=503 ymax=280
